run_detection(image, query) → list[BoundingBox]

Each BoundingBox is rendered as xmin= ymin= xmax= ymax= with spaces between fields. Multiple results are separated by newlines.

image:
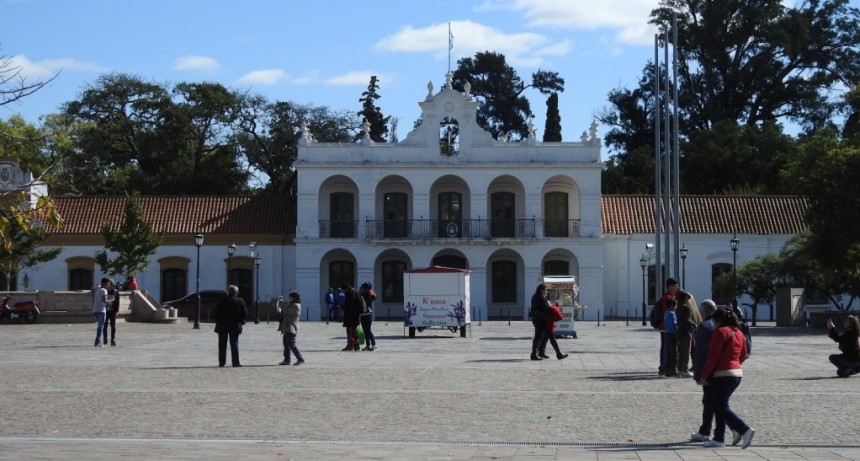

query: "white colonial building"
xmin=292 ymin=75 xmax=605 ymax=321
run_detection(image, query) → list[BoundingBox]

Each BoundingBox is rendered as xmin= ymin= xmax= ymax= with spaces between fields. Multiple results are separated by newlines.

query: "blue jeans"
xmin=659 ymin=332 xmax=666 ymax=373
xmin=218 ymin=331 xmax=241 ymax=367
xmin=697 ymin=387 xmax=716 ymax=436
xmin=705 ymin=376 xmax=749 ymax=442
xmin=94 ymin=312 xmax=106 ymax=345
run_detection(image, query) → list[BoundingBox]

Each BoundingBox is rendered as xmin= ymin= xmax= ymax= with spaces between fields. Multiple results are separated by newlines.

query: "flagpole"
xmin=448 ymin=22 xmax=452 ymax=75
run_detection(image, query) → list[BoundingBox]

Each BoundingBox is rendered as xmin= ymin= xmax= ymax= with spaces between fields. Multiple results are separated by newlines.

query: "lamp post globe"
xmin=193 ymin=234 xmax=204 ymax=329
xmin=679 ymin=243 xmax=688 ymax=288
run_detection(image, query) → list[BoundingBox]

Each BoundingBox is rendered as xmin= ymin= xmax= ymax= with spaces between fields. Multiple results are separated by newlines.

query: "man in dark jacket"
xmin=214 ymin=285 xmax=247 ymax=367
xmin=340 ymin=284 xmax=364 ymax=351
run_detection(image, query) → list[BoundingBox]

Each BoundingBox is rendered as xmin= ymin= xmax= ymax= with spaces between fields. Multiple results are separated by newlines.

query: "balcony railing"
xmin=363 ymin=219 xmax=536 ymax=240
xmin=318 ymin=220 xmax=359 ymax=238
xmin=542 ymin=219 xmax=581 ymax=238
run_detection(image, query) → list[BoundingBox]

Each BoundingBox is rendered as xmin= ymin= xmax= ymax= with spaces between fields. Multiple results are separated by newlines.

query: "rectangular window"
xmin=711 ymin=263 xmax=732 ymax=305
xmin=491 ymin=192 xmax=515 ymax=238
xmin=329 ymin=261 xmax=355 ymax=290
xmin=492 ymin=261 xmax=517 ymax=302
xmin=330 ymin=192 xmax=355 ymax=238
xmin=69 ymin=268 xmax=92 ymax=291
xmin=383 ymin=192 xmax=408 ymax=238
xmin=544 ymin=192 xmax=569 ymax=237
xmin=161 ymin=268 xmax=187 ymax=303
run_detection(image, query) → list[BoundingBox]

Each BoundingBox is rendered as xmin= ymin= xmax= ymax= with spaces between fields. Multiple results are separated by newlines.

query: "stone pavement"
xmin=1 ymin=317 xmax=858 ymax=460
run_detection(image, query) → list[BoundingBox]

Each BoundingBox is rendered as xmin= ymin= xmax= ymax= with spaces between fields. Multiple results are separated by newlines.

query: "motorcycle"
xmin=0 ymin=294 xmax=40 ymax=324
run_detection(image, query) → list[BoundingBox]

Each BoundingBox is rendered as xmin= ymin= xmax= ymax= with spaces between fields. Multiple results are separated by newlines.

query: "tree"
xmin=355 ymin=76 xmax=390 ymax=142
xmin=234 ymin=99 xmax=359 ymax=195
xmin=650 ymin=0 xmax=860 ymax=133
xmin=58 ymin=73 xmax=250 ymax=195
xmin=714 ymin=254 xmax=790 ymax=325
xmin=0 ymin=47 xmax=63 ymax=252
xmin=94 ymin=194 xmax=164 ymax=278
xmin=451 ymin=51 xmax=564 ymax=140
xmin=543 ymin=93 xmax=562 ymax=142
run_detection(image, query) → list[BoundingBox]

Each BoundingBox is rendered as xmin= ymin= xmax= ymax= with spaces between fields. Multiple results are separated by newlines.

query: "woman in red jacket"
xmin=537 ymin=302 xmax=568 ymax=360
xmin=698 ymin=309 xmax=755 ymax=449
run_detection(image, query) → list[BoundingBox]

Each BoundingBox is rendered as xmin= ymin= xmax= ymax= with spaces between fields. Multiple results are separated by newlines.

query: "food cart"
xmin=542 ymin=275 xmax=580 ymax=338
xmin=403 ymin=266 xmax=471 ymax=337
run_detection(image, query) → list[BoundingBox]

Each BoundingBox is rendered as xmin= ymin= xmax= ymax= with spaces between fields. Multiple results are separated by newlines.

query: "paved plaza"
xmin=1 ymin=317 xmax=858 ymax=460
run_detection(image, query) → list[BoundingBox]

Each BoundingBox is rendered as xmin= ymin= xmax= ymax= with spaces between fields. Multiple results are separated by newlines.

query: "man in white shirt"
xmin=92 ymin=278 xmax=111 ymax=347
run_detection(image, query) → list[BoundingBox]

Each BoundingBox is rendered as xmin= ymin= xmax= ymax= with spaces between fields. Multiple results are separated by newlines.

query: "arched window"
xmin=438 ymin=192 xmax=462 ymax=238
xmin=544 ymin=192 xmax=569 ymax=237
xmin=329 ymin=261 xmax=355 ymax=290
xmin=492 ymin=261 xmax=517 ymax=302
xmin=330 ymin=192 xmax=355 ymax=238
xmin=381 ymin=261 xmax=406 ymax=302
xmin=543 ymin=260 xmax=569 ymax=276
xmin=439 ymin=117 xmax=459 ymax=156
xmin=383 ymin=193 xmax=408 ymax=238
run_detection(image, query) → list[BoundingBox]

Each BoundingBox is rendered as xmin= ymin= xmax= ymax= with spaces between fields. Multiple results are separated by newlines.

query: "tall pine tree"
xmin=543 ymin=92 xmax=562 ymax=142
xmin=356 ymin=76 xmax=390 ymax=142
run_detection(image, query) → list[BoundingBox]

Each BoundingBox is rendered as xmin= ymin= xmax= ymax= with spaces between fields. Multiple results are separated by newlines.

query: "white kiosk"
xmin=403 ymin=266 xmax=471 ymax=337
xmin=542 ymin=275 xmax=580 ymax=338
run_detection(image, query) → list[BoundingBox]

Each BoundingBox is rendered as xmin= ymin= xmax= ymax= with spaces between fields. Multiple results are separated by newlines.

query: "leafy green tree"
xmin=95 ymin=194 xmax=164 ymax=277
xmin=451 ymin=51 xmax=564 ymax=140
xmin=715 ymin=254 xmax=790 ymax=325
xmin=543 ymin=93 xmax=562 ymax=142
xmin=234 ymin=99 xmax=359 ymax=195
xmin=650 ymin=0 xmax=860 ymax=133
xmin=356 ymin=76 xmax=390 ymax=142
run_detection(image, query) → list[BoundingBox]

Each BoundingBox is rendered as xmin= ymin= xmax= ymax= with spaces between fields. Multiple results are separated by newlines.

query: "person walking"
xmin=359 ymin=282 xmax=377 ymax=351
xmin=529 ymin=283 xmax=549 ymax=361
xmin=690 ymin=299 xmax=717 ymax=442
xmin=325 ymin=287 xmax=335 ymax=323
xmin=276 ymin=291 xmax=305 ymax=366
xmin=213 ymin=285 xmax=248 ymax=367
xmin=103 ymin=279 xmax=119 ymax=346
xmin=340 ymin=284 xmax=364 ymax=351
xmin=698 ymin=308 xmax=755 ymax=449
xmin=538 ymin=301 xmax=569 ymax=360
xmin=92 ymin=278 xmax=111 ymax=347
xmin=826 ymin=315 xmax=860 ymax=377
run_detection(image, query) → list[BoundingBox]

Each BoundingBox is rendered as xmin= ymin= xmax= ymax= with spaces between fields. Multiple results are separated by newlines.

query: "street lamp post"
xmin=640 ymin=255 xmax=647 ymax=326
xmin=227 ymin=242 xmax=236 ymax=285
xmin=680 ymin=243 xmax=688 ymax=288
xmin=193 ymin=234 xmax=204 ymax=330
xmin=730 ymin=234 xmax=740 ymax=307
xmin=254 ymin=255 xmax=261 ymax=325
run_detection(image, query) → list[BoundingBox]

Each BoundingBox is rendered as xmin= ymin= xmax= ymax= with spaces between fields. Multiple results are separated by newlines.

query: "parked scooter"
xmin=0 ymin=294 xmax=40 ymax=324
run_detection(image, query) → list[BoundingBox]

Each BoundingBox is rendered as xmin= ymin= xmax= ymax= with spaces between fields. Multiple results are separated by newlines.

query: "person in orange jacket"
xmin=537 ymin=301 xmax=569 ymax=360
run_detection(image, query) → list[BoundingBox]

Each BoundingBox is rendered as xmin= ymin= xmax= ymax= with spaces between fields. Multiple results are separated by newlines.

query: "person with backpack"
xmin=340 ymin=284 xmax=364 ymax=351
xmin=530 ymin=283 xmax=550 ymax=361
xmin=359 ymin=282 xmax=377 ymax=351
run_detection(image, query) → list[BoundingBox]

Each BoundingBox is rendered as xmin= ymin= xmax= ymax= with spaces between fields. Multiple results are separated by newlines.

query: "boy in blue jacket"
xmin=663 ymin=299 xmax=679 ymax=377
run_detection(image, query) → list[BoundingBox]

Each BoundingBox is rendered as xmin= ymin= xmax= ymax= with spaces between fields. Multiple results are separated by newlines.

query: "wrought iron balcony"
xmin=542 ymin=219 xmax=581 ymax=238
xmin=362 ymin=219 xmax=536 ymax=240
xmin=318 ymin=220 xmax=359 ymax=238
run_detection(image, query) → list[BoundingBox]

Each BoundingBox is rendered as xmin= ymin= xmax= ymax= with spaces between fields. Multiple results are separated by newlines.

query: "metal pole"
xmin=663 ymin=28 xmax=672 ymax=284
xmin=193 ymin=235 xmax=202 ymax=329
xmin=254 ymin=261 xmax=260 ymax=324
xmin=653 ymin=33 xmax=663 ymax=299
xmin=672 ymin=13 xmax=682 ymax=280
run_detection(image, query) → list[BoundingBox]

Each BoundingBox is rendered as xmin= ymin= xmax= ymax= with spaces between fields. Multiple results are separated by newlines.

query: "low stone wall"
xmin=808 ymin=310 xmax=859 ymax=329
xmin=6 ymin=290 xmax=177 ymax=324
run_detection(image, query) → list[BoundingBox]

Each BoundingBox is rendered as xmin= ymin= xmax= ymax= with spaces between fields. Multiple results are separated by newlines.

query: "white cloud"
xmin=375 ymin=20 xmax=559 ymax=68
xmin=325 ymin=71 xmax=388 ymax=86
xmin=8 ymin=55 xmax=104 ymax=80
xmin=236 ymin=69 xmax=286 ymax=86
xmin=173 ymin=55 xmax=220 ymax=72
xmin=487 ymin=0 xmax=660 ymax=46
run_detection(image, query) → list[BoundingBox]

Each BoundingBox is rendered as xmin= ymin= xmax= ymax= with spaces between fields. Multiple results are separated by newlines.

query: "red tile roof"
xmin=47 ymin=196 xmax=295 ymax=235
xmin=601 ymin=195 xmax=808 ymax=235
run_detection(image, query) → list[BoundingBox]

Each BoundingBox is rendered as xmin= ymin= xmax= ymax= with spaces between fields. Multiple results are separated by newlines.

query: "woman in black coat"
xmin=340 ymin=284 xmax=364 ymax=351
xmin=529 ymin=283 xmax=549 ymax=361
xmin=213 ymin=285 xmax=248 ymax=367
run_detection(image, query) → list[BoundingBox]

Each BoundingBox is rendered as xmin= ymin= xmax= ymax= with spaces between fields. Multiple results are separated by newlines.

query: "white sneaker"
xmin=690 ymin=432 xmax=710 ymax=442
xmin=679 ymin=371 xmax=693 ymax=378
xmin=731 ymin=429 xmax=742 ymax=446
xmin=703 ymin=440 xmax=724 ymax=448
xmin=742 ymin=428 xmax=756 ymax=449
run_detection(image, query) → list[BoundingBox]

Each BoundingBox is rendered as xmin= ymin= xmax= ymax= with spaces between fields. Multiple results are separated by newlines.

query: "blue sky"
xmin=2 ymin=0 xmax=856 ymax=146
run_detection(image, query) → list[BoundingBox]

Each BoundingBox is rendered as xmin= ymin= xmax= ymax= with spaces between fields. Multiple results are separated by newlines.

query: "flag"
xmin=448 ymin=25 xmax=453 ymax=50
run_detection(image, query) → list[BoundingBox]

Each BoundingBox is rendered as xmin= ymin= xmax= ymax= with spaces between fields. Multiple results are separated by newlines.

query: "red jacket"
xmin=545 ymin=304 xmax=564 ymax=332
xmin=701 ymin=325 xmax=749 ymax=380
